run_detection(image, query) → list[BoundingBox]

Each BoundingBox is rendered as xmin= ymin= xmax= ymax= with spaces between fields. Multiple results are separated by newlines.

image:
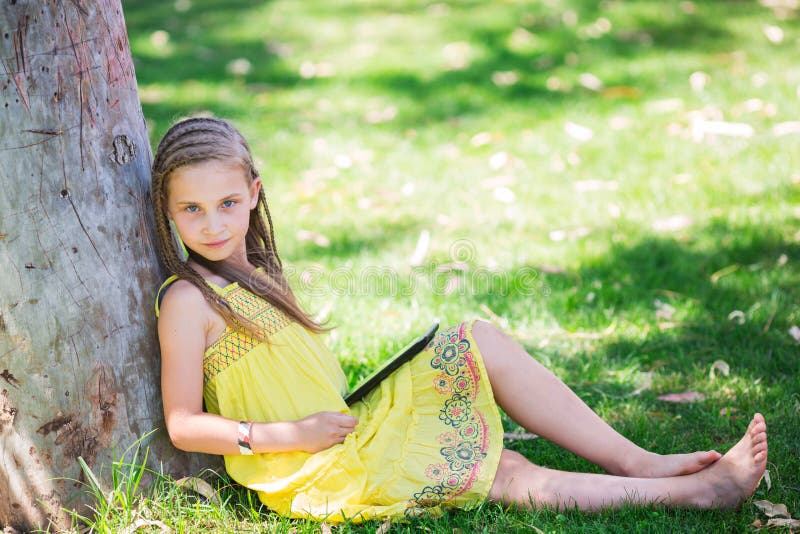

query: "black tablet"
xmin=344 ymin=322 xmax=439 ymax=405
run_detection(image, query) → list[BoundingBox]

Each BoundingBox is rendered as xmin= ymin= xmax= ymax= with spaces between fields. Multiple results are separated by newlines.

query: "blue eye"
xmin=222 ymin=200 xmax=236 ymax=208
xmin=185 ymin=205 xmax=199 ymax=213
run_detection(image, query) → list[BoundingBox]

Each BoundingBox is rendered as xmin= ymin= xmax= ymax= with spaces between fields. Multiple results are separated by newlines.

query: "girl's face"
xmin=166 ymin=160 xmax=261 ymax=266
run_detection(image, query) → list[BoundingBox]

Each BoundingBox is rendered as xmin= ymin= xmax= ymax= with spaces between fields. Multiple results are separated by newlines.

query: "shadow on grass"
xmin=125 ymin=0 xmax=780 ymax=135
xmin=506 ymin=220 xmax=800 ymax=375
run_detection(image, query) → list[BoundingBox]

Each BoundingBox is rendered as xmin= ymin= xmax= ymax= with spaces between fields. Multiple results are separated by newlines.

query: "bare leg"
xmin=489 ymin=414 xmax=767 ymax=510
xmin=472 ymin=321 xmax=720 ymax=477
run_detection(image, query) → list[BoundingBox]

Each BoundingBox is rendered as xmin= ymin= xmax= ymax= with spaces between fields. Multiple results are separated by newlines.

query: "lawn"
xmin=97 ymin=0 xmax=800 ymax=531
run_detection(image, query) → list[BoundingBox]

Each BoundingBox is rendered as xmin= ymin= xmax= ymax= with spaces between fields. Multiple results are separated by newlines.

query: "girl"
xmin=152 ymin=117 xmax=767 ymax=521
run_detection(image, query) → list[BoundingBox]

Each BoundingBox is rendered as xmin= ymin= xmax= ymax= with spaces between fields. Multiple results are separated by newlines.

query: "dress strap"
xmin=154 ymin=275 xmax=180 ymax=318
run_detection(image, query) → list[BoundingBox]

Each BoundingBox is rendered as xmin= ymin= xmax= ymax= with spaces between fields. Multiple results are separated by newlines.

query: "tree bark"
xmin=0 ymin=1 xmax=207 ymax=531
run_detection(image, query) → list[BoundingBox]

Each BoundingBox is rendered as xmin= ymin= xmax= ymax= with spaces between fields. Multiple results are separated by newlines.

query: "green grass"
xmin=98 ymin=0 xmax=800 ymax=531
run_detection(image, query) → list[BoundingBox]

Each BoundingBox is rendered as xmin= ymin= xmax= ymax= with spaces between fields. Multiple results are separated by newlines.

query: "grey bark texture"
xmin=0 ymin=1 xmax=208 ymax=530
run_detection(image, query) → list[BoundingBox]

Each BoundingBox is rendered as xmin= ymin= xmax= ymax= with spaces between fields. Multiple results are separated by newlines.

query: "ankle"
xmin=615 ymin=450 xmax=657 ymax=477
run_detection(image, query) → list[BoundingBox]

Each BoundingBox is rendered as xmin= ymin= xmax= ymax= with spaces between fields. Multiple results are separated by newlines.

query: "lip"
xmin=204 ymin=239 xmax=230 ymax=249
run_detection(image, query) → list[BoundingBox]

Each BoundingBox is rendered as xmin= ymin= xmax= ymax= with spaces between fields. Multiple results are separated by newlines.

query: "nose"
xmin=203 ymin=212 xmax=225 ymax=236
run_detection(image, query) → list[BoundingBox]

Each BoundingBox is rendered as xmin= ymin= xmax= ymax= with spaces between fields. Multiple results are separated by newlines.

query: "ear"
xmin=248 ymin=178 xmax=262 ymax=210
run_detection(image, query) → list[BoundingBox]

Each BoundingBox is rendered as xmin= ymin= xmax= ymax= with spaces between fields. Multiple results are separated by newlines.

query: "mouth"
xmin=204 ymin=239 xmax=230 ymax=249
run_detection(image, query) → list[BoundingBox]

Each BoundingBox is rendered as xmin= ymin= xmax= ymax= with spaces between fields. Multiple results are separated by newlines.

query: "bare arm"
xmin=158 ymin=281 xmax=356 ymax=455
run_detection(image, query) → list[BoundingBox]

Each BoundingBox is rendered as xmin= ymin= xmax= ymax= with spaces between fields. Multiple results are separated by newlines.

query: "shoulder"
xmin=159 ymin=279 xmax=209 ymax=316
xmin=157 ymin=280 xmax=213 ymax=358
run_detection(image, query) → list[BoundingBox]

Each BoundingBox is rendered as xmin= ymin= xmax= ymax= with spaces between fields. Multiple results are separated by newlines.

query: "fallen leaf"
xmin=789 ymin=325 xmax=800 ymax=343
xmin=375 ymin=518 xmax=392 ymax=534
xmin=489 ymin=151 xmax=510 ymax=169
xmin=689 ymin=71 xmax=709 ymax=92
xmin=121 ymin=519 xmax=171 ymax=534
xmin=175 ymin=476 xmax=220 ymax=504
xmin=773 ymin=122 xmax=800 ymax=136
xmin=409 ymin=230 xmax=430 ymax=266
xmin=297 ymin=230 xmax=331 ymax=248
xmin=646 ymin=98 xmax=683 ymax=114
xmin=365 ymin=106 xmax=397 ymax=124
xmin=493 ymin=186 xmax=515 ymax=203
xmin=630 ymin=371 xmax=654 ymax=396
xmin=564 ymin=121 xmax=594 ymax=141
xmin=504 ymin=432 xmax=539 ymax=440
xmin=754 ymin=499 xmax=791 ymax=518
xmin=652 ymin=215 xmax=693 ymax=233
xmin=578 ymin=72 xmax=603 ymax=91
xmin=728 ymin=310 xmax=746 ymax=324
xmin=763 ymin=24 xmax=785 ymax=43
xmin=492 ymin=70 xmax=519 ymax=87
xmin=710 ymin=264 xmax=739 ymax=283
xmin=709 ymin=359 xmax=730 ymax=379
xmin=609 ymin=115 xmax=633 ymax=129
xmin=471 ymin=132 xmax=492 ymax=147
xmin=442 ymin=41 xmax=472 ymax=71
xmin=657 ymin=391 xmax=705 ymax=403
xmin=227 ymin=58 xmax=252 ymax=76
xmin=549 ymin=227 xmax=590 ymax=241
xmin=654 ymin=299 xmax=676 ymax=320
xmin=321 ymin=522 xmax=333 ymax=534
xmin=762 ymin=469 xmax=772 ymax=491
xmin=766 ymin=518 xmax=800 ymax=530
xmin=691 ymin=120 xmax=754 ymax=142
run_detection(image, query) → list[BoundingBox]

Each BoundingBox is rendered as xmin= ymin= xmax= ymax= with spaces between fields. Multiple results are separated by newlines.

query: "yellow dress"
xmin=159 ymin=278 xmax=503 ymax=521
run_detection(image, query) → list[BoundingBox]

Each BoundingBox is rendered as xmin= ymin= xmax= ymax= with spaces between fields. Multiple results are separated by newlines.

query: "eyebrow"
xmin=174 ymin=193 xmax=243 ymax=206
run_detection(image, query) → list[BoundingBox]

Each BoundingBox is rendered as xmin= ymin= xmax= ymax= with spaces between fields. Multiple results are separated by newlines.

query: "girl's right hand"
xmin=296 ymin=411 xmax=358 ymax=453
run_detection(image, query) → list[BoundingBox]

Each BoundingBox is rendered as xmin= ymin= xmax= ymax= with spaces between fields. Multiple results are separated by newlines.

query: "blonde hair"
xmin=151 ymin=116 xmax=325 ymax=336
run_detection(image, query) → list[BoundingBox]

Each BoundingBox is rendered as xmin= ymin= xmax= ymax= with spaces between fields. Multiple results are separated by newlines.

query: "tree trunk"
xmin=0 ymin=1 xmax=207 ymax=531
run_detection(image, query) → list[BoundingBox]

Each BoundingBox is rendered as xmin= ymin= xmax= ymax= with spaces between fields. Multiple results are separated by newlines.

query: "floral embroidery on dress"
xmin=412 ymin=322 xmax=490 ymax=507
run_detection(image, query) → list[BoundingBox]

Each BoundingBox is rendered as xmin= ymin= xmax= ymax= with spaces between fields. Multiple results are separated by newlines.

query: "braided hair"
xmin=151 ymin=116 xmax=326 ymax=337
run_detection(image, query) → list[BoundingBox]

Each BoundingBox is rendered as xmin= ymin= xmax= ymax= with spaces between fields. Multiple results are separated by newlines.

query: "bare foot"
xmin=624 ymin=450 xmax=722 ymax=478
xmin=692 ymin=413 xmax=768 ymax=509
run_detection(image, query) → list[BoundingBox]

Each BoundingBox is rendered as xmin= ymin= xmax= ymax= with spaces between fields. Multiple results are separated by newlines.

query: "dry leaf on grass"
xmin=728 ymin=310 xmax=746 ymax=324
xmin=691 ymin=119 xmax=754 ymax=141
xmin=754 ymin=499 xmax=791 ymax=518
xmin=761 ymin=469 xmax=772 ymax=491
xmin=320 ymin=522 xmax=333 ymax=534
xmin=121 ymin=519 xmax=171 ymax=534
xmin=564 ymin=121 xmax=594 ymax=141
xmin=175 ymin=476 xmax=220 ymax=505
xmin=789 ymin=325 xmax=800 ymax=343
xmin=709 ymin=359 xmax=730 ymax=379
xmin=504 ymin=432 xmax=539 ymax=440
xmin=773 ymin=121 xmax=800 ymax=137
xmin=654 ymin=299 xmax=676 ymax=320
xmin=375 ymin=518 xmax=392 ymax=534
xmin=710 ymin=264 xmax=739 ymax=283
xmin=657 ymin=391 xmax=705 ymax=403
xmin=296 ymin=229 xmax=331 ymax=248
xmin=652 ymin=215 xmax=693 ymax=233
xmin=766 ymin=518 xmax=800 ymax=530
xmin=630 ymin=371 xmax=654 ymax=396
xmin=408 ymin=230 xmax=430 ymax=267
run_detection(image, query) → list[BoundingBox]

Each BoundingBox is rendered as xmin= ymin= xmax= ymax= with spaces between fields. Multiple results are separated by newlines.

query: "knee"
xmin=472 ymin=320 xmax=515 ymax=374
xmin=472 ymin=319 xmax=498 ymax=341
